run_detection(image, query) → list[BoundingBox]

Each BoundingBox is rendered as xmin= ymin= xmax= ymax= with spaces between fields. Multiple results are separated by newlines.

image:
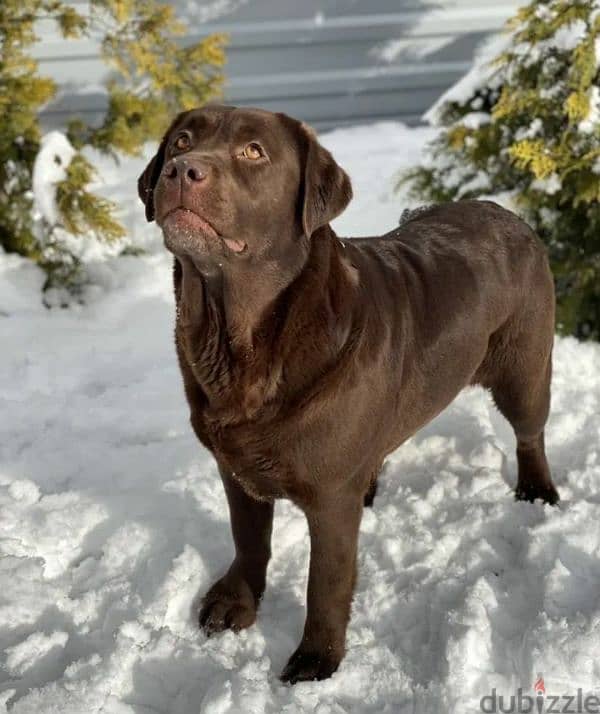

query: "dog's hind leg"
xmin=480 ymin=313 xmax=559 ymax=505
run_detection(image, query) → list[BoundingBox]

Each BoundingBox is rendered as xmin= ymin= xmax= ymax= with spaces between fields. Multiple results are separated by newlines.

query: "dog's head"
xmin=137 ymin=105 xmax=352 ymax=272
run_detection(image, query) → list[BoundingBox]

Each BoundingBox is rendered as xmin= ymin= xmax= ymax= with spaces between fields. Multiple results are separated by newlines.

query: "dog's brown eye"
xmin=243 ymin=142 xmax=263 ymax=160
xmin=174 ymin=134 xmax=190 ymax=151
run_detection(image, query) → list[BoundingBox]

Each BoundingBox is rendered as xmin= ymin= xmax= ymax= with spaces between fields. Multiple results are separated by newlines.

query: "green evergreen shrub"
xmin=0 ymin=0 xmax=225 ymax=295
xmin=401 ymin=0 xmax=600 ymax=339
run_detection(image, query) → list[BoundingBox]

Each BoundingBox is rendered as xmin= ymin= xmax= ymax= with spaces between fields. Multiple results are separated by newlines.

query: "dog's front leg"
xmin=199 ymin=468 xmax=273 ymax=635
xmin=281 ymin=492 xmax=363 ymax=683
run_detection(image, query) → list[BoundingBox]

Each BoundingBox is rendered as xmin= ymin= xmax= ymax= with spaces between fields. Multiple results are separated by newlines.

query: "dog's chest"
xmin=208 ymin=419 xmax=296 ymax=502
xmin=195 ymin=401 xmax=319 ymax=505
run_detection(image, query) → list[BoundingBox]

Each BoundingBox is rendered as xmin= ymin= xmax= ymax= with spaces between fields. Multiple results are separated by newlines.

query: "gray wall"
xmin=37 ymin=0 xmax=519 ymax=131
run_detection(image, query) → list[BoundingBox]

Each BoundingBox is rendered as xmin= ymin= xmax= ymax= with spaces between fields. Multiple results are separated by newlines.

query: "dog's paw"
xmin=198 ymin=578 xmax=257 ymax=636
xmin=515 ymin=483 xmax=559 ymax=506
xmin=280 ymin=646 xmax=342 ymax=684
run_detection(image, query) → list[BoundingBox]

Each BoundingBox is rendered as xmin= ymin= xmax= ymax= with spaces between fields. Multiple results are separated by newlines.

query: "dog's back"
xmin=338 ymin=200 xmax=555 ymax=461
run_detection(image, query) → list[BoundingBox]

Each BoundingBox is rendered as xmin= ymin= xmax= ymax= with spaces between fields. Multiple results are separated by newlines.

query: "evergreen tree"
xmin=0 ymin=0 xmax=225 ymax=294
xmin=0 ymin=1 xmax=84 ymax=266
xmin=401 ymin=0 xmax=600 ymax=339
xmin=67 ymin=0 xmax=225 ymax=157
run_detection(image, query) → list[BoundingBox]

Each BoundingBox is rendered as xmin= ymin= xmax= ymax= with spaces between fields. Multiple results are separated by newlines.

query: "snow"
xmin=579 ymin=85 xmax=600 ymax=134
xmin=2 ymin=121 xmax=600 ymax=713
xmin=515 ymin=118 xmax=544 ymax=141
xmin=531 ymin=173 xmax=562 ymax=196
xmin=5 ymin=632 xmax=69 ymax=678
xmin=460 ymin=112 xmax=491 ymax=130
xmin=30 ymin=132 xmax=130 ymax=291
xmin=181 ymin=0 xmax=250 ymax=24
xmin=547 ymin=19 xmax=587 ymax=53
xmin=370 ymin=2 xmax=519 ymax=67
xmin=32 ymin=131 xmax=76 ymax=226
xmin=371 ymin=36 xmax=457 ymax=64
xmin=424 ymin=33 xmax=512 ymax=125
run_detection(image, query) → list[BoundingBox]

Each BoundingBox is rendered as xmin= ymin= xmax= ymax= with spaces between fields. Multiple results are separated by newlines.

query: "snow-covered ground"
xmin=2 ymin=122 xmax=600 ymax=714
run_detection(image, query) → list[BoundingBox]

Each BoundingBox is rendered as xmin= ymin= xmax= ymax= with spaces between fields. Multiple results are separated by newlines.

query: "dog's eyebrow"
xmin=229 ymin=122 xmax=266 ymax=139
xmin=188 ymin=117 xmax=210 ymax=134
xmin=227 ymin=110 xmax=273 ymax=136
xmin=177 ymin=112 xmax=221 ymax=140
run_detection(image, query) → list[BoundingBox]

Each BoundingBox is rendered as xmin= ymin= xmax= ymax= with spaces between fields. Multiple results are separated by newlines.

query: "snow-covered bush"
xmin=0 ymin=0 xmax=225 ymax=298
xmin=401 ymin=0 xmax=600 ymax=340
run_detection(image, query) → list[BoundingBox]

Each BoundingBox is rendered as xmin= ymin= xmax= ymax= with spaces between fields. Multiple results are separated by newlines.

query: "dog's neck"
xmin=174 ymin=227 xmax=358 ymax=421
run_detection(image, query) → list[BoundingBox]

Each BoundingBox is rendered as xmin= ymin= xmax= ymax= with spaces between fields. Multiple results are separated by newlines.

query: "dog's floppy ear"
xmin=137 ymin=136 xmax=168 ymax=223
xmin=300 ymin=123 xmax=352 ymax=238
xmin=137 ymin=112 xmax=187 ymax=222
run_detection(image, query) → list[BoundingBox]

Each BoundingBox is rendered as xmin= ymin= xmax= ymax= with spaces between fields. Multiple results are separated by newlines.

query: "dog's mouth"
xmin=162 ymin=208 xmax=247 ymax=254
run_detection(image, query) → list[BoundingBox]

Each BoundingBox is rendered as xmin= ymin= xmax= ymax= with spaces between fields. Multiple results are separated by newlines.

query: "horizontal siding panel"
xmin=41 ymin=85 xmax=459 ymax=131
xmin=40 ymin=68 xmax=468 ymax=116
xmin=189 ymin=0 xmax=516 ymax=23
xmin=36 ymin=6 xmax=515 ymax=58
xmin=220 ymin=39 xmax=480 ymax=77
xmin=38 ymin=0 xmax=521 ymax=130
xmin=188 ymin=9 xmax=517 ymax=47
xmin=36 ymin=40 xmax=472 ymax=84
xmin=235 ymin=86 xmax=453 ymax=123
xmin=226 ymin=63 xmax=471 ymax=96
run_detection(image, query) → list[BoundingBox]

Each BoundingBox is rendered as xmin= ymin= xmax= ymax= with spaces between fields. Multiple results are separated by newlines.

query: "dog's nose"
xmin=184 ymin=164 xmax=205 ymax=182
xmin=163 ymin=158 xmax=208 ymax=186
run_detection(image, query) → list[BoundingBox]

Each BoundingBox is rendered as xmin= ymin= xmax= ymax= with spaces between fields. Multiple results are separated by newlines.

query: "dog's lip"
xmin=163 ymin=207 xmax=219 ymax=237
xmin=162 ymin=207 xmax=247 ymax=254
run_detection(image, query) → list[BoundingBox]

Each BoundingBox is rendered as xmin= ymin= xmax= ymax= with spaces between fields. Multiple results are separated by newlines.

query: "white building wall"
xmin=36 ymin=0 xmax=521 ymax=130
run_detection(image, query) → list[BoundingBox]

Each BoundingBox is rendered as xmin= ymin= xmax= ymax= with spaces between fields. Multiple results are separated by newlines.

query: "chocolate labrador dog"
xmin=137 ymin=105 xmax=558 ymax=683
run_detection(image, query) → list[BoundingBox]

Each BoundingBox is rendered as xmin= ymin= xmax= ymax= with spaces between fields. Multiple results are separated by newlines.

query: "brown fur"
xmin=138 ymin=105 xmax=558 ymax=684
